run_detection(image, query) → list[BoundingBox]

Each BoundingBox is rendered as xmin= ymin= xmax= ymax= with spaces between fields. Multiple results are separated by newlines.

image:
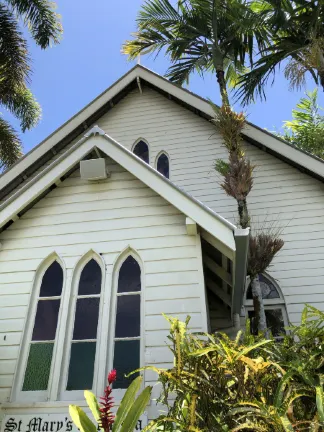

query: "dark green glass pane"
xmin=78 ymin=259 xmax=102 ymax=295
xmin=67 ymin=342 xmax=96 ymax=390
xmin=32 ymin=299 xmax=60 ymax=341
xmin=113 ymin=340 xmax=140 ymax=389
xmin=40 ymin=261 xmax=63 ymax=297
xmin=23 ymin=343 xmax=53 ymax=391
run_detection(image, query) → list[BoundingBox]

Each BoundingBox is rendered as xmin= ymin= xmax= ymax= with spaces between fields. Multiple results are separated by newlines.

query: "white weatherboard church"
xmin=0 ymin=66 xmax=324 ymax=428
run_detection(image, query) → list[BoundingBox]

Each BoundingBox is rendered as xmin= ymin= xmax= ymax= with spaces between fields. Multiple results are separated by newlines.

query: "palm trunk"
xmin=238 ymin=199 xmax=250 ymax=229
xmin=251 ymin=274 xmax=267 ymax=335
xmin=216 ymin=69 xmax=230 ymax=108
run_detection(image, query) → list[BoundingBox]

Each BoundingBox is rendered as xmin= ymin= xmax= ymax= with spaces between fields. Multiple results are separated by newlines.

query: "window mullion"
xmin=49 ymin=267 xmax=73 ymax=401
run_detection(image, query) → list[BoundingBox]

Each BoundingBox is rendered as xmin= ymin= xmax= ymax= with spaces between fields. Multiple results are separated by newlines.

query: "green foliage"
xmin=276 ymin=89 xmax=324 ymax=160
xmin=0 ymin=0 xmax=62 ymax=168
xmin=236 ymin=0 xmax=324 ymax=105
xmin=123 ymin=0 xmax=268 ymax=90
xmin=145 ymin=307 xmax=324 ymax=431
xmin=215 ymin=159 xmax=230 ymax=176
xmin=69 ymin=376 xmax=152 ymax=432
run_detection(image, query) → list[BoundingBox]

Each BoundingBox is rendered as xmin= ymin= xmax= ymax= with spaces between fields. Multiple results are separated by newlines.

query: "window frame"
xmin=155 ymin=151 xmax=170 ymax=179
xmin=244 ymin=274 xmax=289 ymax=336
xmin=105 ymin=249 xmax=145 ymax=401
xmin=12 ymin=254 xmax=66 ymax=403
xmin=132 ymin=138 xmax=150 ymax=165
xmin=59 ymin=252 xmax=106 ymax=401
xmin=13 ymin=248 xmax=145 ymax=403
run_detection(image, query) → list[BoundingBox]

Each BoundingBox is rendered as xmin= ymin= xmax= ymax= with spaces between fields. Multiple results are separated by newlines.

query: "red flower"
xmin=99 ymin=370 xmax=117 ymax=432
xmin=108 ymin=369 xmax=117 ymax=385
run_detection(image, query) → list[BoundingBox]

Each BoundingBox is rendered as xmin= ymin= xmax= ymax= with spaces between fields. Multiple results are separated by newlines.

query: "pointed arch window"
xmin=64 ymin=258 xmax=102 ymax=392
xmin=156 ymin=153 xmax=169 ymax=179
xmin=133 ymin=140 xmax=149 ymax=164
xmin=22 ymin=260 xmax=63 ymax=394
xmin=245 ymin=274 xmax=288 ymax=337
xmin=113 ymin=256 xmax=141 ymax=389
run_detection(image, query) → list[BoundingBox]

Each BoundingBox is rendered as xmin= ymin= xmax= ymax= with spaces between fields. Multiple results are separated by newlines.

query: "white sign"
xmin=1 ymin=414 xmax=148 ymax=432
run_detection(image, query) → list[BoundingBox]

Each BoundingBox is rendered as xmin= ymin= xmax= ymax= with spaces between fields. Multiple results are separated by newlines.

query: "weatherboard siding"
xmin=95 ymin=86 xmax=324 ymax=324
xmin=0 ymin=158 xmax=206 ymax=412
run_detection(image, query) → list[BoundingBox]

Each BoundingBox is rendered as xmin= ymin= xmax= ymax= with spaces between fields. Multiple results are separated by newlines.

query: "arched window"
xmin=245 ymin=274 xmax=288 ymax=337
xmin=156 ymin=152 xmax=170 ymax=179
xmin=22 ymin=260 xmax=63 ymax=394
xmin=65 ymin=258 xmax=102 ymax=393
xmin=112 ymin=255 xmax=141 ymax=389
xmin=133 ymin=140 xmax=149 ymax=164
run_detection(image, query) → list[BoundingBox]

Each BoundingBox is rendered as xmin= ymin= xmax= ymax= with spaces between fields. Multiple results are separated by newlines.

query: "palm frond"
xmin=0 ymin=116 xmax=22 ymax=169
xmin=235 ymin=49 xmax=288 ymax=105
xmin=123 ymin=0 xmax=268 ymax=91
xmin=1 ymin=85 xmax=41 ymax=131
xmin=166 ymin=53 xmax=212 ymax=84
xmin=5 ymin=0 xmax=62 ymax=48
xmin=0 ymin=3 xmax=30 ymax=87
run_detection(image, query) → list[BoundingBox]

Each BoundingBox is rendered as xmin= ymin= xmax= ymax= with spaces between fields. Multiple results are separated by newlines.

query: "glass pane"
xmin=40 ymin=261 xmax=63 ymax=297
xmin=265 ymin=309 xmax=285 ymax=337
xmin=73 ymin=298 xmax=99 ymax=340
xmin=23 ymin=343 xmax=54 ymax=391
xmin=67 ymin=342 xmax=96 ymax=390
xmin=247 ymin=274 xmax=280 ymax=300
xmin=133 ymin=141 xmax=149 ymax=164
xmin=32 ymin=299 xmax=60 ymax=341
xmin=247 ymin=310 xmax=258 ymax=335
xmin=118 ymin=256 xmax=141 ymax=293
xmin=248 ymin=309 xmax=285 ymax=337
xmin=113 ymin=340 xmax=140 ymax=389
xmin=157 ymin=154 xmax=169 ymax=179
xmin=115 ymin=295 xmax=140 ymax=338
xmin=78 ymin=259 xmax=102 ymax=295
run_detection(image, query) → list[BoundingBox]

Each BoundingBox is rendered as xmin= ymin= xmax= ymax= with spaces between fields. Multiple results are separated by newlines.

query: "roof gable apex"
xmin=2 ymin=64 xmax=323 ymax=200
xmin=0 ymin=126 xmax=245 ymax=257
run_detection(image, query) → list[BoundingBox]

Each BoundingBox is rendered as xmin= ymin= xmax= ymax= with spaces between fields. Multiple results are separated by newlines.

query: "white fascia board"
xmin=2 ymin=64 xmax=324 ymax=192
xmin=0 ymin=136 xmax=92 ymax=227
xmin=243 ymin=123 xmax=324 ymax=178
xmin=0 ymin=131 xmax=237 ymax=253
xmin=135 ymin=67 xmax=324 ymax=179
xmin=0 ymin=67 xmax=140 ymax=190
xmin=95 ymin=135 xmax=236 ymax=252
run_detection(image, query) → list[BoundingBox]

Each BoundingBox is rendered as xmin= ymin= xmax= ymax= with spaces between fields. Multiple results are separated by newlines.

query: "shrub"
xmin=69 ymin=372 xmax=151 ymax=432
xmin=145 ymin=308 xmax=324 ymax=431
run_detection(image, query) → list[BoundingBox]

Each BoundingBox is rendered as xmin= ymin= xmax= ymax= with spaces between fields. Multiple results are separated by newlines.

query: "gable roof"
xmin=0 ymin=126 xmax=250 ymax=314
xmin=1 ymin=65 xmax=324 ymax=205
xmin=0 ymin=126 xmax=244 ymax=251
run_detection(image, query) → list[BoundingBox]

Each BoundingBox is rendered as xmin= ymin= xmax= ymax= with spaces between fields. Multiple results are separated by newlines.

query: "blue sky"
xmin=5 ymin=1 xmax=324 ymax=154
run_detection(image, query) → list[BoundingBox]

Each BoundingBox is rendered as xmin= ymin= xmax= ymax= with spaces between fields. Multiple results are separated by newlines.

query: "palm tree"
xmin=0 ymin=0 xmax=62 ymax=169
xmin=123 ymin=0 xmax=268 ymax=107
xmin=124 ymin=0 xmax=283 ymax=335
xmin=236 ymin=0 xmax=324 ymax=105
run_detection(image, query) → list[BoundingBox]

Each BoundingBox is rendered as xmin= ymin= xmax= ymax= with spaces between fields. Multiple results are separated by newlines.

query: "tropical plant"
xmin=233 ymin=305 xmax=324 ymax=431
xmin=236 ymin=0 xmax=324 ymax=105
xmin=277 ymin=88 xmax=324 ymax=159
xmin=69 ymin=372 xmax=152 ymax=432
xmin=0 ymin=0 xmax=62 ymax=168
xmin=123 ymin=0 xmax=268 ymax=107
xmin=124 ymin=0 xmax=285 ymax=334
xmin=143 ymin=309 xmax=324 ymax=431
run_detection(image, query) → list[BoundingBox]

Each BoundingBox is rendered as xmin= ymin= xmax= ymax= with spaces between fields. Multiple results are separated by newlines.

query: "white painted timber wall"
xmin=94 ymin=87 xmax=324 ymax=325
xmin=0 ymin=157 xmax=206 ymax=419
